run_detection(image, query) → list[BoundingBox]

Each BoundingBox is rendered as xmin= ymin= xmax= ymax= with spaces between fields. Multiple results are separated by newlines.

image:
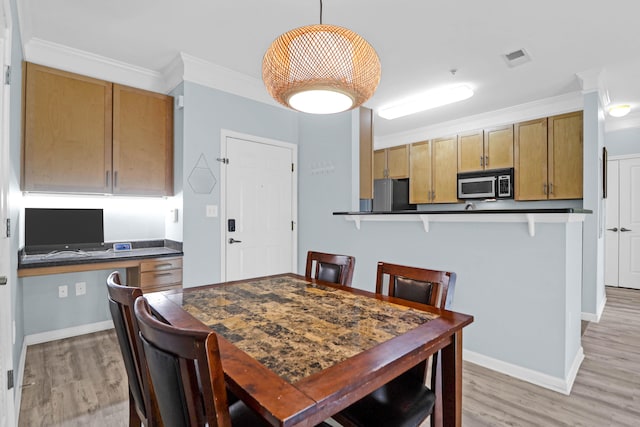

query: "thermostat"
xmin=113 ymin=242 xmax=132 ymax=252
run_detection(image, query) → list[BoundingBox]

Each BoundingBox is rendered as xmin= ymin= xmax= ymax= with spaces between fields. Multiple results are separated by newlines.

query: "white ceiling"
xmin=16 ymin=0 xmax=640 ymax=138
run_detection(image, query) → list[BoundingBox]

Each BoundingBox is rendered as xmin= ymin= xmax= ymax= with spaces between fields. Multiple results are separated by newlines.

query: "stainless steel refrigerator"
xmin=372 ymin=178 xmax=416 ymax=212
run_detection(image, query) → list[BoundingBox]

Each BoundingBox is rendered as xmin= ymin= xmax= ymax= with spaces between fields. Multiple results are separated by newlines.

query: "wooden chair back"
xmin=305 ymin=251 xmax=356 ymax=286
xmin=375 ymin=262 xmax=456 ymax=309
xmin=133 ymin=296 xmax=232 ymax=427
xmin=106 ymin=271 xmax=159 ymax=426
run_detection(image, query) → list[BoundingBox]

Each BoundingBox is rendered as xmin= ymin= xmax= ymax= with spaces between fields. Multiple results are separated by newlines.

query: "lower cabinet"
xmin=127 ymin=256 xmax=183 ymax=293
xmin=409 ymin=136 xmax=458 ymax=204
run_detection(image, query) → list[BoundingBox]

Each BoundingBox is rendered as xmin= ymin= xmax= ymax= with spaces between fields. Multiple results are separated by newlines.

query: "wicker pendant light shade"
xmin=262 ymin=24 xmax=381 ymax=114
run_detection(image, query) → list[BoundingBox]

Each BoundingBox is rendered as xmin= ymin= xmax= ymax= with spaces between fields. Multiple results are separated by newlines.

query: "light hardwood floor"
xmin=19 ymin=287 xmax=640 ymax=426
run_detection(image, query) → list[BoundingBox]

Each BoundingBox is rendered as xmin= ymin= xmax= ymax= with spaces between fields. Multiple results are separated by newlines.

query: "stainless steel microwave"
xmin=457 ymin=168 xmax=514 ymax=199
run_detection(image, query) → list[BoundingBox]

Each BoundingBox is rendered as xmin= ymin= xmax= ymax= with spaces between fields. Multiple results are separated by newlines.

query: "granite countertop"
xmin=171 ymin=276 xmax=438 ymax=383
xmin=334 ymin=208 xmax=593 ymax=215
xmin=19 ymin=239 xmax=183 ymax=269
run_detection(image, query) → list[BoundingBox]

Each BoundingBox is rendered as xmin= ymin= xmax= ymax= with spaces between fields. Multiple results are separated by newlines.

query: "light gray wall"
xmin=606 ymin=127 xmax=640 ymax=156
xmin=581 ymin=92 xmax=605 ymax=317
xmin=180 ymin=81 xmax=298 ymax=286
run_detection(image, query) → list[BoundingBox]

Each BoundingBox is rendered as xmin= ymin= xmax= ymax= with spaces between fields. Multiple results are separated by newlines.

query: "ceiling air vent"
xmin=503 ymin=48 xmax=531 ymax=68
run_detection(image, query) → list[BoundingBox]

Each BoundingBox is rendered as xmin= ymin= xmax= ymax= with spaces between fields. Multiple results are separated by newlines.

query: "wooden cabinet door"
xmin=112 ymin=84 xmax=174 ymax=196
xmin=387 ymin=145 xmax=409 ymax=178
xmin=457 ymin=130 xmax=484 ymax=172
xmin=432 ymin=136 xmax=459 ymax=203
xmin=484 ymin=125 xmax=513 ymax=170
xmin=409 ymin=141 xmax=431 ymax=204
xmin=22 ymin=63 xmax=112 ymax=193
xmin=359 ymin=107 xmax=373 ymax=199
xmin=514 ymin=118 xmax=548 ymax=200
xmin=373 ymin=149 xmax=387 ymax=179
xmin=548 ymin=111 xmax=583 ymax=199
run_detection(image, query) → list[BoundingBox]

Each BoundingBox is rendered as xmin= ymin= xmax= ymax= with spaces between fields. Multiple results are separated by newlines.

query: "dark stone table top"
xmin=170 ymin=276 xmax=438 ymax=383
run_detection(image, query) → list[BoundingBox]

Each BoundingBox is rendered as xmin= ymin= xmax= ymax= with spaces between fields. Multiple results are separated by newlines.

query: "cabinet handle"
xmin=114 ymin=171 xmax=118 ymax=188
xmin=621 ymin=227 xmax=632 ymax=232
xmin=485 ymin=156 xmax=489 ymax=167
xmin=153 ymin=263 xmax=174 ymax=270
xmin=543 ymin=183 xmax=548 ymax=195
xmin=432 ymin=190 xmax=435 ymax=201
xmin=607 ymin=227 xmax=619 ymax=232
xmin=153 ymin=272 xmax=173 ymax=278
xmin=480 ymin=156 xmax=484 ymax=167
xmin=106 ymin=171 xmax=110 ymax=187
xmin=549 ymin=183 xmax=554 ymax=194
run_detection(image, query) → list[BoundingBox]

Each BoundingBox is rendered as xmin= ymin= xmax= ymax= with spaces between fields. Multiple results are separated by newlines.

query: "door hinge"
xmin=291 ymin=221 xmax=295 ymax=231
xmin=291 ymin=163 xmax=294 ymax=172
xmin=7 ymin=369 xmax=13 ymax=390
xmin=4 ymin=66 xmax=10 ymax=85
xmin=5 ymin=218 xmax=9 ymax=237
xmin=216 ymin=157 xmax=229 ymax=164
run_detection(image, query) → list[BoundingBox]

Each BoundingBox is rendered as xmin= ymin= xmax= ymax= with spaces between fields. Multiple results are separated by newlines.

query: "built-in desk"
xmin=18 ymin=240 xmax=183 ymax=293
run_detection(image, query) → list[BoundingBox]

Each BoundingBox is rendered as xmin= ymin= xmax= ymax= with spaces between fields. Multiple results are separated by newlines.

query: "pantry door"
xmin=221 ymin=132 xmax=297 ymax=281
xmin=618 ymin=157 xmax=640 ymax=289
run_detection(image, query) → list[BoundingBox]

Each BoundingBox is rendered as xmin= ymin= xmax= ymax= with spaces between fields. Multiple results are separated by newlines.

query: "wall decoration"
xmin=188 ymin=154 xmax=217 ymax=194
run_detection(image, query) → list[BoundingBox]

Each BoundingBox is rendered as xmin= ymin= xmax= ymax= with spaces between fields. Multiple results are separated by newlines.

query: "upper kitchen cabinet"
xmin=22 ymin=62 xmax=174 ymax=196
xmin=373 ymin=145 xmax=410 ymax=179
xmin=113 ymin=84 xmax=173 ymax=196
xmin=22 ymin=62 xmax=113 ymax=193
xmin=514 ymin=111 xmax=583 ymax=200
xmin=457 ymin=126 xmax=513 ymax=172
xmin=409 ymin=136 xmax=458 ymax=204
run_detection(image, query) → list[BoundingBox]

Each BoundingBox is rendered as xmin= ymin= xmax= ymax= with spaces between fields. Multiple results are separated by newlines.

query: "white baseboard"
xmin=581 ymin=295 xmax=607 ymax=322
xmin=463 ymin=346 xmax=584 ymax=395
xmin=14 ymin=340 xmax=27 ymax=427
xmin=24 ymin=320 xmax=114 ymax=346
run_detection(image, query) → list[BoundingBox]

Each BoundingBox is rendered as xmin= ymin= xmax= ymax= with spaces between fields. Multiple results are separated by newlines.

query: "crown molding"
xmin=375 ymin=92 xmax=584 ymax=149
xmin=23 ymin=38 xmax=168 ymax=93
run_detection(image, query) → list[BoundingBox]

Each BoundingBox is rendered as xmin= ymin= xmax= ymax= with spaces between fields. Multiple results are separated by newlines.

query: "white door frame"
xmin=0 ymin=0 xmax=14 ymax=424
xmin=219 ymin=130 xmax=298 ymax=282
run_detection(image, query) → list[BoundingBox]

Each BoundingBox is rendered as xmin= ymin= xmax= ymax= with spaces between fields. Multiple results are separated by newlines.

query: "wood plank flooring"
xmin=19 ymin=286 xmax=640 ymax=426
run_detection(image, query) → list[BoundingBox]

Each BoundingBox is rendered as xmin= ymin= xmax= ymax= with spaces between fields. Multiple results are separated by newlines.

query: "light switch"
xmin=206 ymin=205 xmax=218 ymax=217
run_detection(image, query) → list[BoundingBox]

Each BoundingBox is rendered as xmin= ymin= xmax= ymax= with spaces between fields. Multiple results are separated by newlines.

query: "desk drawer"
xmin=140 ymin=269 xmax=182 ymax=288
xmin=140 ymin=257 xmax=182 ymax=272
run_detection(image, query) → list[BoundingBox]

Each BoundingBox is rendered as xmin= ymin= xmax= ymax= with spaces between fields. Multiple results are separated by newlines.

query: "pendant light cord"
xmin=320 ymin=0 xmax=323 ymax=24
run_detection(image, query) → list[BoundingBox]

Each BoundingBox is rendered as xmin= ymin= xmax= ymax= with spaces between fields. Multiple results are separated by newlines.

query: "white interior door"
xmin=619 ymin=157 xmax=640 ymax=289
xmin=222 ymin=134 xmax=297 ymax=281
xmin=0 ymin=32 xmax=15 ymax=427
xmin=604 ymin=160 xmax=620 ymax=286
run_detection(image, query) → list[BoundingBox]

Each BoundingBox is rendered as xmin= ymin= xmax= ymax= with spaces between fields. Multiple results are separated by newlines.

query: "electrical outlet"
xmin=75 ymin=282 xmax=86 ymax=296
xmin=58 ymin=285 xmax=68 ymax=298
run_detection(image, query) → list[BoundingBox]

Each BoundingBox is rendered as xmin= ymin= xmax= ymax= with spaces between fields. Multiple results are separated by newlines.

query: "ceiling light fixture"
xmin=608 ymin=104 xmax=631 ymax=117
xmin=378 ymin=84 xmax=474 ymax=120
xmin=262 ymin=0 xmax=381 ymax=114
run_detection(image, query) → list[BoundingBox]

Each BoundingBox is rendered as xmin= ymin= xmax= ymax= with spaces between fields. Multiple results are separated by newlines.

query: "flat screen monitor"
xmin=25 ymin=208 xmax=105 ymax=253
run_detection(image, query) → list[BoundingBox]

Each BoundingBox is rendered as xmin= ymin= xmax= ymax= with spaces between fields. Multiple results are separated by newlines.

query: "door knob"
xmin=620 ymin=227 xmax=632 ymax=232
xmin=607 ymin=227 xmax=618 ymax=232
xmin=228 ymin=238 xmax=242 ymax=244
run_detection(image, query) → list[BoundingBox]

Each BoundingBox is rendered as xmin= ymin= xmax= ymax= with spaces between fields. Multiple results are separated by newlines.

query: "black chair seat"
xmin=339 ymin=370 xmax=436 ymax=427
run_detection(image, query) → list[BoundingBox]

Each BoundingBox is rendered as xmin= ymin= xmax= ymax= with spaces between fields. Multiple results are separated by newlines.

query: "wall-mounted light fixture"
xmin=608 ymin=104 xmax=631 ymax=117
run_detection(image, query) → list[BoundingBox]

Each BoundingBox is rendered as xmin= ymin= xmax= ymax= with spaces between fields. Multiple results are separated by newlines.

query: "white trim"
xmin=375 ymin=92 xmax=584 ymax=148
xmin=23 ymin=38 xmax=168 ymax=93
xmin=581 ymin=295 xmax=607 ymax=322
xmin=23 ymin=320 xmax=114 ymax=346
xmin=463 ymin=346 xmax=584 ymax=395
xmin=219 ymin=130 xmax=298 ymax=282
xmin=14 ymin=341 xmax=27 ymax=427
xmin=608 ymin=154 xmax=640 ymax=161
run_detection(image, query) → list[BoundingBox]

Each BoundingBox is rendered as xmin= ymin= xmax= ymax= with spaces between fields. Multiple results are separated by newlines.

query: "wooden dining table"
xmin=144 ymin=273 xmax=473 ymax=427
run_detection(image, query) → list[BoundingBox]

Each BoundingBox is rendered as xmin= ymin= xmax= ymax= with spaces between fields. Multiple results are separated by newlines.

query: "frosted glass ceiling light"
xmin=262 ymin=0 xmax=380 ymax=114
xmin=378 ymin=84 xmax=475 ymax=120
xmin=608 ymin=104 xmax=631 ymax=117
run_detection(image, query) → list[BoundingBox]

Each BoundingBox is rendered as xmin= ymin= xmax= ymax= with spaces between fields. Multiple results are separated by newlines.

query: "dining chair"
xmin=106 ymin=271 xmax=159 ymax=427
xmin=336 ymin=261 xmax=457 ymax=427
xmin=305 ymin=251 xmax=356 ymax=286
